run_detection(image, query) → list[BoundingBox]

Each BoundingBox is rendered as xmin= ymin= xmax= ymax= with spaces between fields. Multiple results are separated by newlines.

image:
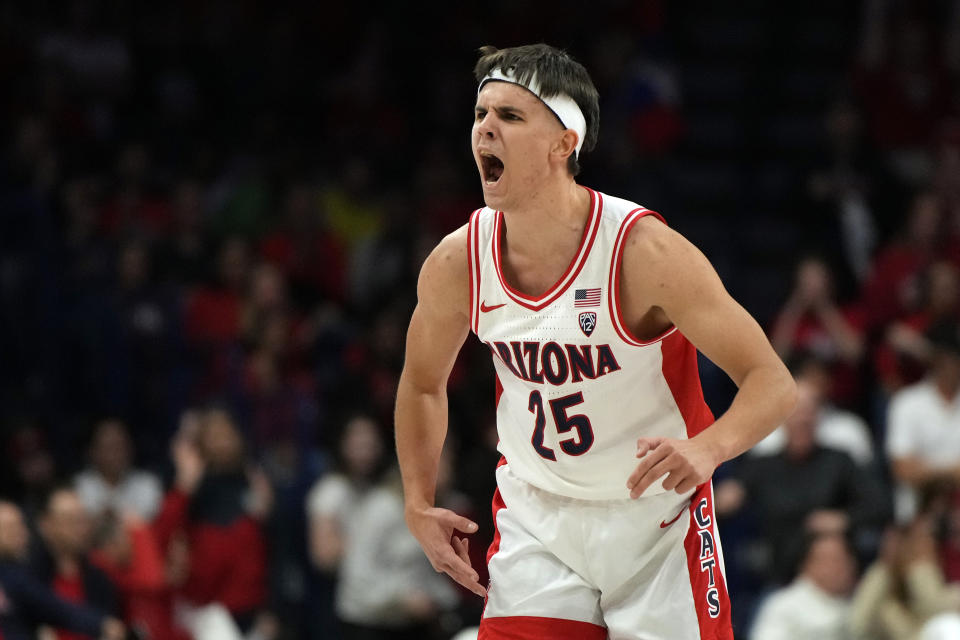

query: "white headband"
xmin=478 ymin=68 xmax=587 ymax=157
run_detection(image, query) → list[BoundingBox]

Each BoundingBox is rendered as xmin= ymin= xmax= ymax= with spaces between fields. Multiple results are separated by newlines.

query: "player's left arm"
xmin=625 ymin=218 xmax=798 ymax=497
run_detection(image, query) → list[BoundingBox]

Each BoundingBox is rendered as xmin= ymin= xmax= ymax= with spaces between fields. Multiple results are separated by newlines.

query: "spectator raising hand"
xmin=772 ymin=257 xmax=865 ymax=365
xmin=771 ymin=257 xmax=866 ymax=405
xmin=154 ymin=408 xmax=274 ymax=637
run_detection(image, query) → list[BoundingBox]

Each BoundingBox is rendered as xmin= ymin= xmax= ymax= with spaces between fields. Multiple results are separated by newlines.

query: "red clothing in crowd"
xmin=940 ymin=490 xmax=960 ymax=583
xmin=259 ymin=231 xmax=346 ymax=302
xmin=779 ymin=306 xmax=868 ymax=406
xmin=90 ymin=524 xmax=190 ymax=640
xmin=154 ymin=488 xmax=267 ymax=616
xmin=52 ymin=575 xmax=87 ymax=640
xmin=873 ymin=311 xmax=944 ymax=390
xmin=853 ymin=60 xmax=951 ymax=151
xmin=183 ymin=288 xmax=241 ymax=345
xmin=861 ymin=244 xmax=930 ymax=329
xmin=100 ymin=195 xmax=173 ymax=238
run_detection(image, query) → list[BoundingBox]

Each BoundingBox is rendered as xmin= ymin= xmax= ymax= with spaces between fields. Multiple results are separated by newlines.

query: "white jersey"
xmin=467 ymin=187 xmax=715 ymax=500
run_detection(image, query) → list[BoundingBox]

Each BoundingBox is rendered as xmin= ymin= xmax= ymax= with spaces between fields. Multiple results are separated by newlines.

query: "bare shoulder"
xmin=417 ymin=223 xmax=470 ymax=320
xmin=625 ymin=216 xmax=701 ymax=269
xmin=620 ymin=213 xmax=785 ymax=388
xmin=620 ymin=214 xmax=728 ymax=320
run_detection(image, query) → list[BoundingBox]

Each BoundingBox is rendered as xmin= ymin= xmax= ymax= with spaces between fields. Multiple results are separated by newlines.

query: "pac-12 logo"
xmin=578 ymin=312 xmax=597 ymax=337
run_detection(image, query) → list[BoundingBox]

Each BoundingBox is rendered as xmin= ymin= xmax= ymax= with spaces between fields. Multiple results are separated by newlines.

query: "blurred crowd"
xmin=1 ymin=0 xmax=960 ymax=639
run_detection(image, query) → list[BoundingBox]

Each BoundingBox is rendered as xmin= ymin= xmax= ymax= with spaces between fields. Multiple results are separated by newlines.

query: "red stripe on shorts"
xmin=479 ymin=616 xmax=607 ymax=640
xmin=486 ymin=460 xmax=507 ymax=567
xmin=486 ymin=486 xmax=506 ymax=568
xmin=683 ymin=483 xmax=733 ymax=639
xmin=481 ymin=461 xmax=508 ymax=621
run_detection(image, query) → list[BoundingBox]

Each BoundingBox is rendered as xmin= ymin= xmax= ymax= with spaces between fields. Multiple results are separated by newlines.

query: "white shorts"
xmin=479 ymin=461 xmax=733 ymax=640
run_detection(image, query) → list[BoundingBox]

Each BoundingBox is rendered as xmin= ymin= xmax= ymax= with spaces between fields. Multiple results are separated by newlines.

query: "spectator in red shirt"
xmin=876 ymin=260 xmax=960 ymax=392
xmin=89 ymin=511 xmax=190 ymax=640
xmin=183 ymin=236 xmax=249 ymax=345
xmin=771 ymin=256 xmax=866 ymax=406
xmin=862 ymin=191 xmax=946 ymax=328
xmin=29 ymin=488 xmax=120 ymax=640
xmin=0 ymin=501 xmax=126 ymax=640
xmin=154 ymin=407 xmax=275 ymax=637
xmin=854 ymin=8 xmax=951 ymax=164
xmin=238 ymin=262 xmax=313 ymax=374
xmin=99 ymin=143 xmax=173 ymax=240
xmin=258 ymin=181 xmax=346 ymax=305
xmin=183 ymin=237 xmax=250 ymax=393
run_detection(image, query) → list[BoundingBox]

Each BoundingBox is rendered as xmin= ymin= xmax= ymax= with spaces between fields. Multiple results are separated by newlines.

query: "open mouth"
xmin=480 ymin=152 xmax=505 ymax=185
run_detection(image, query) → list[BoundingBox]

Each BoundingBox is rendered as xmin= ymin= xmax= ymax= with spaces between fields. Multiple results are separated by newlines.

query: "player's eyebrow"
xmin=475 ymin=104 xmax=526 ymax=117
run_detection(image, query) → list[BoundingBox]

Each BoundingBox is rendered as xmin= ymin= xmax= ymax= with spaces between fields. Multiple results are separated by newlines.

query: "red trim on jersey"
xmin=660 ymin=330 xmax=715 ymax=438
xmin=491 ymin=187 xmax=602 ymax=311
xmin=607 ymin=207 xmax=676 ymax=346
xmin=494 ymin=373 xmax=504 ymax=408
xmin=469 ymin=209 xmax=483 ymax=334
xmin=479 ymin=616 xmax=607 ymax=640
xmin=682 ymin=483 xmax=734 ymax=639
xmin=468 ymin=209 xmax=476 ymax=333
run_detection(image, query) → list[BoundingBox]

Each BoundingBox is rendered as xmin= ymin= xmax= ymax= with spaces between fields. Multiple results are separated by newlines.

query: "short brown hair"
xmin=474 ymin=44 xmax=599 ymax=177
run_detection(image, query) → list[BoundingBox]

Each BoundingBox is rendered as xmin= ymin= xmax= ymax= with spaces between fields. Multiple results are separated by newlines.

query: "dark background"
xmin=1 ymin=0 xmax=959 ymax=638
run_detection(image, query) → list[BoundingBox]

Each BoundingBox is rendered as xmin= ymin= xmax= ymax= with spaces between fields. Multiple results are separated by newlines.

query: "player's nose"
xmin=475 ymin=115 xmax=498 ymax=141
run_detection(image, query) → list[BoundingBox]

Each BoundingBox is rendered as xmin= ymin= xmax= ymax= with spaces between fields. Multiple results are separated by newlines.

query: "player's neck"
xmin=499 ymin=178 xmax=590 ymax=259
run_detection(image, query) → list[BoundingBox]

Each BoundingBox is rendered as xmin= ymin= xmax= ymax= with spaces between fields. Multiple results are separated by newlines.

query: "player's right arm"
xmin=395 ymin=223 xmax=486 ymax=597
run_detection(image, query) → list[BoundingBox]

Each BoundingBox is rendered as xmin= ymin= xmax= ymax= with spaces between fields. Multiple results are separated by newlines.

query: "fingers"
xmin=632 ymin=456 xmax=677 ymax=498
xmin=437 ymin=545 xmax=486 ymax=597
xmin=661 ymin=458 xmax=695 ymax=492
xmin=441 ymin=511 xmax=479 ymax=534
xmin=635 ymin=437 xmax=664 ymax=459
xmin=674 ymin=477 xmax=698 ymax=495
xmin=452 ymin=536 xmax=471 ymax=565
xmin=627 ymin=443 xmax=670 ymax=498
xmin=412 ymin=508 xmax=485 ymax=596
xmin=628 ymin=438 xmax=705 ymax=498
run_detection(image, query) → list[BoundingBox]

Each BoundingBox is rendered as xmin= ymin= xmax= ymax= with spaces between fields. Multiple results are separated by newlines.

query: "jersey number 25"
xmin=528 ymin=390 xmax=595 ymax=460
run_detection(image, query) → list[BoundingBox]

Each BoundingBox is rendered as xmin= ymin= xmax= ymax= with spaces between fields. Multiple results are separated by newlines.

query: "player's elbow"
xmin=397 ymin=367 xmax=446 ymax=399
xmin=782 ymin=376 xmax=799 ymax=416
xmin=777 ymin=371 xmax=799 ymax=420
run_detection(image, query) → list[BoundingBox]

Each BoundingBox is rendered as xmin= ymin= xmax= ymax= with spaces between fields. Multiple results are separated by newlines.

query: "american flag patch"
xmin=574 ymin=288 xmax=601 ymax=308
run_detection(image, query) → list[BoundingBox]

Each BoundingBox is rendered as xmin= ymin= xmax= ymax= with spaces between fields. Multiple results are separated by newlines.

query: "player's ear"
xmin=551 ymin=129 xmax=579 ymax=164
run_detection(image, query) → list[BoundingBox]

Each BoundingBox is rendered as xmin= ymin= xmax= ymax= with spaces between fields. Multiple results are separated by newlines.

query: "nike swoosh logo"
xmin=660 ymin=507 xmax=686 ymax=529
xmin=480 ymin=301 xmax=507 ymax=312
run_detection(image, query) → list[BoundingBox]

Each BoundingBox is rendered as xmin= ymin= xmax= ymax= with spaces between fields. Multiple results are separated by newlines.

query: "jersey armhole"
xmin=607 ymin=208 xmax=678 ymax=346
xmin=467 ymin=208 xmax=482 ymax=335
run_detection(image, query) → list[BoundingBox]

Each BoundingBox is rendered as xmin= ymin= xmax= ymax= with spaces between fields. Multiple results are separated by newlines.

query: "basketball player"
xmin=395 ymin=44 xmax=797 ymax=640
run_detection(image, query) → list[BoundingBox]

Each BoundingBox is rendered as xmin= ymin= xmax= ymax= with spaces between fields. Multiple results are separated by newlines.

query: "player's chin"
xmin=480 ymin=178 xmax=507 ymax=206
